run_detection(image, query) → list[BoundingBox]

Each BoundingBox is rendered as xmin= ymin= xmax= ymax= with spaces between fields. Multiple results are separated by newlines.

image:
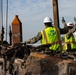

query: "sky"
xmin=0 ymin=0 xmax=76 ymax=43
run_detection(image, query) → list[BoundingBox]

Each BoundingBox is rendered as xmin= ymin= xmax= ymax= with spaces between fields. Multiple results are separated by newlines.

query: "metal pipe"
xmin=6 ymin=0 xmax=8 ymax=41
xmin=1 ymin=0 xmax=3 ymax=27
xmin=1 ymin=0 xmax=4 ymax=41
xmin=9 ymin=25 xmax=12 ymax=45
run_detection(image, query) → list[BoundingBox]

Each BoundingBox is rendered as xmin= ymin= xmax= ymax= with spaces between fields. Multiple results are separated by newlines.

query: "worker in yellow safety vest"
xmin=25 ymin=17 xmax=68 ymax=51
xmin=64 ymin=22 xmax=76 ymax=51
xmin=40 ymin=17 xmax=61 ymax=51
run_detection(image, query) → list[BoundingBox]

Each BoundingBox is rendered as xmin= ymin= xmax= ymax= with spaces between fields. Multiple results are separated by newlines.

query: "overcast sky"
xmin=0 ymin=0 xmax=76 ymax=43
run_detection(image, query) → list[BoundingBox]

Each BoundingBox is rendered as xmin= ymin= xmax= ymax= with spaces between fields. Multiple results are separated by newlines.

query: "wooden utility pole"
xmin=52 ymin=0 xmax=60 ymax=28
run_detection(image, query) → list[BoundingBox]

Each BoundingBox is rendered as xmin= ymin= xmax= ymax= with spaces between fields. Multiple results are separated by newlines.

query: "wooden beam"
xmin=52 ymin=0 xmax=60 ymax=27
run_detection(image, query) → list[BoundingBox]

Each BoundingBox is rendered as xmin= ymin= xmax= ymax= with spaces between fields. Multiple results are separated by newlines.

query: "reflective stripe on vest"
xmin=55 ymin=27 xmax=62 ymax=51
xmin=64 ymin=42 xmax=76 ymax=44
xmin=41 ymin=27 xmax=62 ymax=51
xmin=64 ymin=34 xmax=76 ymax=50
xmin=43 ymin=30 xmax=48 ymax=44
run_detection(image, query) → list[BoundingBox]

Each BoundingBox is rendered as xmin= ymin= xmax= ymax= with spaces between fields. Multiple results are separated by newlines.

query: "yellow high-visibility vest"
xmin=40 ymin=27 xmax=62 ymax=51
xmin=64 ymin=34 xmax=76 ymax=50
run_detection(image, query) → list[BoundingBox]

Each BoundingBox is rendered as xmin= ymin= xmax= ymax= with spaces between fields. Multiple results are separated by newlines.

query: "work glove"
xmin=62 ymin=17 xmax=65 ymax=23
xmin=62 ymin=17 xmax=67 ymax=27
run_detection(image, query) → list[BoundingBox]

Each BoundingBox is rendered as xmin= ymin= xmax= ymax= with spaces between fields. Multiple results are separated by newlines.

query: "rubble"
xmin=0 ymin=43 xmax=76 ymax=75
xmin=25 ymin=52 xmax=76 ymax=75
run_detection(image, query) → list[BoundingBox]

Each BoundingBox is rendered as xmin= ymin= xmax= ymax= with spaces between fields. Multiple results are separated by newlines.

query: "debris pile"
xmin=0 ymin=43 xmax=76 ymax=75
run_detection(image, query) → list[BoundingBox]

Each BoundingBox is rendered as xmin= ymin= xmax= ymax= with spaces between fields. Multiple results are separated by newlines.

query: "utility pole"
xmin=0 ymin=0 xmax=5 ymax=42
xmin=52 ymin=0 xmax=62 ymax=51
xmin=6 ymin=0 xmax=8 ymax=41
xmin=9 ymin=25 xmax=12 ymax=45
xmin=52 ymin=0 xmax=60 ymax=28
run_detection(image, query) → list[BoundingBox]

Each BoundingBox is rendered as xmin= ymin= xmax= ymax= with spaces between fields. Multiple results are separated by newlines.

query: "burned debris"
xmin=0 ymin=43 xmax=76 ymax=75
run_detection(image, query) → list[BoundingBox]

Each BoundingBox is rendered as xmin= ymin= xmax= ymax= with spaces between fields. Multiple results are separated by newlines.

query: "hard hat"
xmin=67 ymin=22 xmax=73 ymax=27
xmin=43 ymin=17 xmax=52 ymax=23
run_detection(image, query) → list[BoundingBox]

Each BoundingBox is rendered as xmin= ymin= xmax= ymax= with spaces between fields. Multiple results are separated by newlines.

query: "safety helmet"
xmin=43 ymin=17 xmax=52 ymax=23
xmin=67 ymin=22 xmax=73 ymax=27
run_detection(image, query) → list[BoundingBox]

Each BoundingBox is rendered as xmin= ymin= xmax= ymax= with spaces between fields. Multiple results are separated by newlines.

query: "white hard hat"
xmin=43 ymin=17 xmax=52 ymax=23
xmin=67 ymin=22 xmax=73 ymax=27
